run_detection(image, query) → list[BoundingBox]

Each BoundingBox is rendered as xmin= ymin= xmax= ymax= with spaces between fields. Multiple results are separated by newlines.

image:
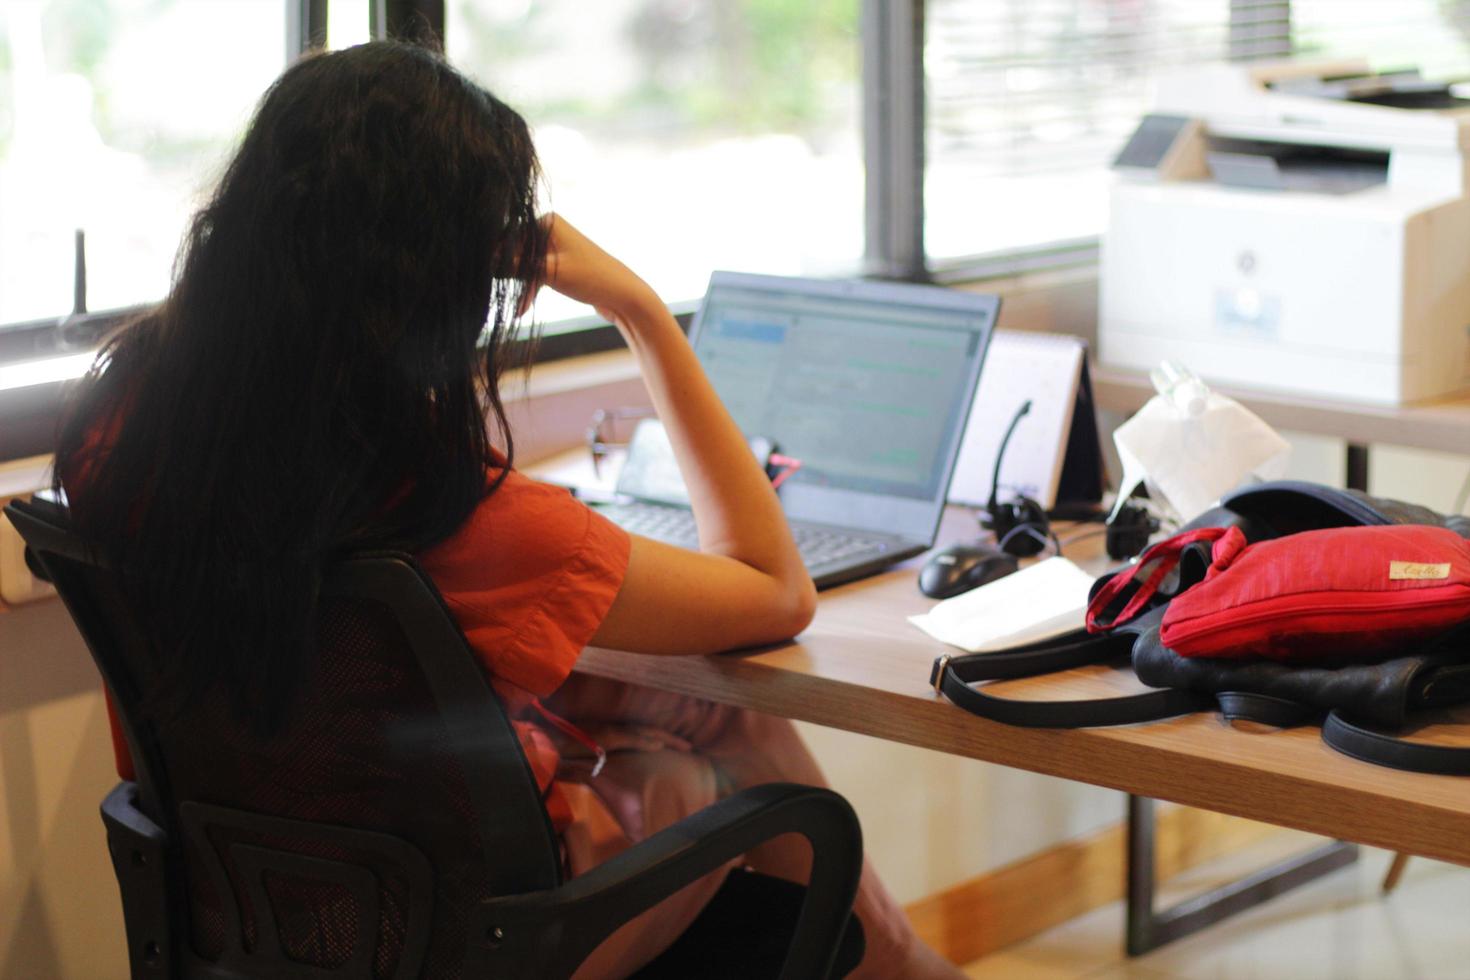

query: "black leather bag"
xmin=930 ymin=481 xmax=1470 ymax=775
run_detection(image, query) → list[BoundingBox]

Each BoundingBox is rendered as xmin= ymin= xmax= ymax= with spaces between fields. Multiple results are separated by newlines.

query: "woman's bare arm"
xmin=537 ymin=215 xmax=816 ymax=654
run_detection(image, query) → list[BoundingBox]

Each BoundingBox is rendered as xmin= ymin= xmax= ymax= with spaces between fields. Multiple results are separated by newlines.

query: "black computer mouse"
xmin=918 ymin=543 xmax=1020 ymax=599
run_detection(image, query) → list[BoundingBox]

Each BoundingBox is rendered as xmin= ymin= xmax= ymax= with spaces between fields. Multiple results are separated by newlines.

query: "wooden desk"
xmin=573 ymin=507 xmax=1470 ymax=868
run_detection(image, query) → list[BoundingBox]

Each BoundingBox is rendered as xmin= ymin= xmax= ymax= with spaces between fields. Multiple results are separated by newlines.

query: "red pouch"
xmin=1159 ymin=524 xmax=1470 ymax=662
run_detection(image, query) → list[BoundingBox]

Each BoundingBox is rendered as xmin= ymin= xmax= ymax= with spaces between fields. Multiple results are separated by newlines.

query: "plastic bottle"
xmin=1149 ymin=360 xmax=1209 ymax=418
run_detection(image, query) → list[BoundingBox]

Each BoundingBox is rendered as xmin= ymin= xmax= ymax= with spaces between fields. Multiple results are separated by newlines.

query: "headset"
xmin=982 ymin=400 xmax=1053 ymax=557
xmin=984 ymin=400 xmax=1158 ymax=561
xmin=1105 ymin=497 xmax=1160 ymax=560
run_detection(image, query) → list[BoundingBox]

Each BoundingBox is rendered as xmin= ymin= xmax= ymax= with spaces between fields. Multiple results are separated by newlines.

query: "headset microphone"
xmin=988 ymin=400 xmax=1030 ymax=521
xmin=983 ymin=400 xmax=1050 ymax=557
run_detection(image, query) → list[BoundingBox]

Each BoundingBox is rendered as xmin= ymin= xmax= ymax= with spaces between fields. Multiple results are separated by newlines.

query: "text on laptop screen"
xmin=694 ymin=283 xmax=989 ymax=501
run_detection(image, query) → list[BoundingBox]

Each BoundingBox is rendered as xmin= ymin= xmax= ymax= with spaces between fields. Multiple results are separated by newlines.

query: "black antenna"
xmin=988 ymin=399 xmax=1032 ymax=519
xmin=56 ymin=229 xmax=89 ymax=352
xmin=72 ymin=228 xmax=87 ymax=317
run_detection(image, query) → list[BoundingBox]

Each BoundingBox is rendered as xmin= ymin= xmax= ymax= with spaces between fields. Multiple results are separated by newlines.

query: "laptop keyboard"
xmin=601 ymin=502 xmax=700 ymax=549
xmin=597 ymin=501 xmax=892 ymax=569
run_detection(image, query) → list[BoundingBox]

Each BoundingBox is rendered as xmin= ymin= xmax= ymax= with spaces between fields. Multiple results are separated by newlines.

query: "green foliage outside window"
xmin=455 ymin=0 xmax=858 ymax=139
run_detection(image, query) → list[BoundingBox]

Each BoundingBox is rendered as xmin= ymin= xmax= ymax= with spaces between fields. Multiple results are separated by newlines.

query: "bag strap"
xmin=1322 ymin=711 xmax=1470 ymax=776
xmin=930 ymin=629 xmax=1112 ymax=679
xmin=1086 ymin=527 xmax=1231 ymax=632
xmin=1215 ymin=691 xmax=1318 ymax=729
xmin=930 ymin=632 xmax=1212 ymax=728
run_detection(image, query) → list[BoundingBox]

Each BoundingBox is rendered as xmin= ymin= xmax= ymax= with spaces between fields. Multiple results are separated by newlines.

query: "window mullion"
xmin=862 ymin=0 xmax=928 ymax=282
xmin=286 ymin=0 xmax=328 ymax=60
xmin=370 ymin=0 xmax=446 ymax=45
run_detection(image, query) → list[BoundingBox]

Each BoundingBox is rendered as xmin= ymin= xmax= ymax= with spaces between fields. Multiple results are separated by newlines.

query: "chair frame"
xmin=8 ymin=494 xmax=864 ymax=979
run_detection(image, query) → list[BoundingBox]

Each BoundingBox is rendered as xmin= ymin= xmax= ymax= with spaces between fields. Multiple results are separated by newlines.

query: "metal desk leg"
xmin=1346 ymin=443 xmax=1370 ymax=493
xmin=1124 ymin=795 xmax=1359 ymax=956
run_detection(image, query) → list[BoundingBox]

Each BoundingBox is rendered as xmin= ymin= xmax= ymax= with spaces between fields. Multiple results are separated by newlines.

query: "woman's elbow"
xmin=771 ymin=576 xmax=818 ymax=641
xmin=732 ymin=574 xmax=818 ymax=649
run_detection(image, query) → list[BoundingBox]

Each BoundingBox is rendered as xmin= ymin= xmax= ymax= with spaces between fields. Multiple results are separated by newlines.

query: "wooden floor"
xmin=962 ymin=835 xmax=1470 ymax=979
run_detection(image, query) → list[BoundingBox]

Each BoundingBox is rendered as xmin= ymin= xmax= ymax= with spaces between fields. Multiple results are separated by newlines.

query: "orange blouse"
xmin=417 ymin=468 xmax=631 ymax=830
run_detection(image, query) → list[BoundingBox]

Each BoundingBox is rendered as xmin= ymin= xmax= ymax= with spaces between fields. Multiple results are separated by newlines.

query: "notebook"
xmin=908 ymin=556 xmax=1095 ymax=652
xmin=947 ymin=330 xmax=1106 ymax=511
xmin=592 ymin=271 xmax=1000 ymax=589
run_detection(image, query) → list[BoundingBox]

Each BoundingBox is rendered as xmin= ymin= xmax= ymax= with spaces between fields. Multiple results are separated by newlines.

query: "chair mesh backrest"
xmin=48 ymin=546 xmax=561 ymax=980
xmin=168 ymin=594 xmax=478 ymax=977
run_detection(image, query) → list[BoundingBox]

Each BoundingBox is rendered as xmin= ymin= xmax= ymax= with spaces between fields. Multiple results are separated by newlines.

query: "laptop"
xmin=593 ymin=271 xmax=1000 ymax=588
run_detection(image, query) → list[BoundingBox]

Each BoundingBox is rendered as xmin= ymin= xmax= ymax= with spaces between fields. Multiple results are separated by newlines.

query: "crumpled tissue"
xmin=1113 ymin=388 xmax=1290 ymax=523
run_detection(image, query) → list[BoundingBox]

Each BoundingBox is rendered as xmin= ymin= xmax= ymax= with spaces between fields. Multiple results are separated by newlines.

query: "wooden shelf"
xmin=1090 ymin=365 xmax=1470 ymax=456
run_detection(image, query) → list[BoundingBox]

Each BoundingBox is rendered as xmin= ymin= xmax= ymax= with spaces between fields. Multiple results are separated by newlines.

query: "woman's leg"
xmin=562 ymin=750 xmax=735 ymax=980
xmin=548 ymin=673 xmax=965 ymax=980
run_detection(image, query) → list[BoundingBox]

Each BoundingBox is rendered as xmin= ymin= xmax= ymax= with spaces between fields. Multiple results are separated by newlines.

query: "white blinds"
xmin=928 ymin=1 xmax=1237 ymax=178
xmin=924 ymin=0 xmax=1470 ymax=266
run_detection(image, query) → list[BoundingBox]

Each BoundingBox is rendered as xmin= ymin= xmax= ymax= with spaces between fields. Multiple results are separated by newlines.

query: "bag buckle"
xmin=932 ymin=654 xmax=951 ymax=694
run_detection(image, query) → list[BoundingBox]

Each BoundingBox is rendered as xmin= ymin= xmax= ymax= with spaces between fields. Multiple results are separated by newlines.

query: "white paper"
xmin=908 ymin=557 xmax=1096 ymax=653
xmin=1113 ymin=390 xmax=1290 ymax=523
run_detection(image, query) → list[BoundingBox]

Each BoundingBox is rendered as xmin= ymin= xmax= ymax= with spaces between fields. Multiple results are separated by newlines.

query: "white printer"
xmin=1100 ymin=60 xmax=1470 ymax=405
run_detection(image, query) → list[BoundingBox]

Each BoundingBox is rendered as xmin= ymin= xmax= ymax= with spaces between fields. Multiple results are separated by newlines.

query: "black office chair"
xmin=6 ymin=495 xmax=865 ymax=979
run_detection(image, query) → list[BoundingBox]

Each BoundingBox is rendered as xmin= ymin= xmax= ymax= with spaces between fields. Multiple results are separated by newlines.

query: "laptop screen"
xmin=689 ymin=272 xmax=998 ymax=540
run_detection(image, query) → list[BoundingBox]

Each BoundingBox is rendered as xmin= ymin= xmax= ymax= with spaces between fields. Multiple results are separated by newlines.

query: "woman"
xmin=58 ymin=40 xmax=963 ymax=979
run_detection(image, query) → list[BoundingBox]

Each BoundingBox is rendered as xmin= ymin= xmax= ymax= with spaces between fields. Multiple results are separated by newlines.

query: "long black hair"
xmin=55 ymin=41 xmax=547 ymax=733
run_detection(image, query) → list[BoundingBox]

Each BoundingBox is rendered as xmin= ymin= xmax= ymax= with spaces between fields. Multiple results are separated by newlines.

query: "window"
xmin=0 ymin=0 xmax=286 ymax=328
xmin=1292 ymin=0 xmax=1470 ymax=75
xmin=446 ymin=0 xmax=864 ymax=326
xmin=922 ymin=0 xmax=1470 ymax=274
xmin=8 ymin=0 xmax=1470 ymax=335
xmin=7 ymin=0 xmax=1470 ymax=429
xmin=925 ymin=1 xmax=1238 ymax=268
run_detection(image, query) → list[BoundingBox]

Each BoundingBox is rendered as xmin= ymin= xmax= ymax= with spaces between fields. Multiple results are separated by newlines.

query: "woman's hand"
xmin=536 ymin=214 xmax=661 ymax=335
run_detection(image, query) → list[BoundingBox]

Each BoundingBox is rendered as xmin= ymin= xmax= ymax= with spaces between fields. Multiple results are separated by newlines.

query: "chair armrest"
xmin=100 ymin=782 xmax=177 ymax=979
xmin=471 ymin=782 xmax=863 ymax=980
